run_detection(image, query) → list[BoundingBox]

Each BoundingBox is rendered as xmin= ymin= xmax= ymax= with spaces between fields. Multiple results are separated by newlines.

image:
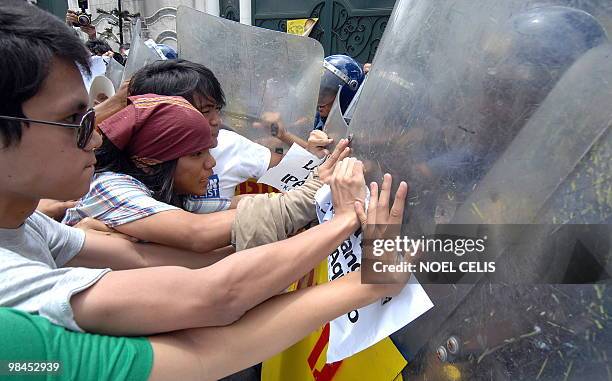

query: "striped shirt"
xmin=62 ymin=172 xmax=230 ymax=227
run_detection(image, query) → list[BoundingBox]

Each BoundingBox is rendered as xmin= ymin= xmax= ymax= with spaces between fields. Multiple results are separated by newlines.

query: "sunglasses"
xmin=0 ymin=109 xmax=96 ymax=149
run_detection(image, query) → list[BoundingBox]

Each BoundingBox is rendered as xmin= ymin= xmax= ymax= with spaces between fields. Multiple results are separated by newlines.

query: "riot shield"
xmin=346 ymin=0 xmax=611 ymax=379
xmin=104 ymin=57 xmax=124 ymax=91
xmin=343 ymin=74 xmax=368 ymax=123
xmin=322 ymin=86 xmax=349 ymax=149
xmin=176 ymin=6 xmax=323 ymax=152
xmin=121 ymin=19 xmax=163 ymax=83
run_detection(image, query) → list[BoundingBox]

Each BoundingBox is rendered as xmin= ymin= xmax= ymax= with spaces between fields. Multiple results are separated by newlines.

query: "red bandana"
xmin=99 ymin=94 xmax=213 ymax=167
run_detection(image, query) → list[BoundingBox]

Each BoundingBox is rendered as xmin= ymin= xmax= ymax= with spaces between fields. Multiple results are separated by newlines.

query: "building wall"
xmin=62 ymin=0 xmax=397 ymax=62
xmin=87 ymin=0 xmax=204 ymax=50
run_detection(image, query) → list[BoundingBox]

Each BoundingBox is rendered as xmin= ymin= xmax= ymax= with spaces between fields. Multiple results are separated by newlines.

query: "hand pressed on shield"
xmin=356 ymin=173 xmax=410 ymax=287
xmin=330 ymin=157 xmax=366 ymax=225
xmin=317 ymin=138 xmax=351 ymax=184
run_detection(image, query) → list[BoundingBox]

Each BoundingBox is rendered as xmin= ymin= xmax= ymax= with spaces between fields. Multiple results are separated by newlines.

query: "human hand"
xmin=307 ymin=130 xmax=333 ymax=158
xmin=65 ymin=10 xmax=78 ymax=25
xmin=37 ymin=199 xmax=77 ymax=221
xmin=356 ymin=174 xmax=410 ymax=290
xmin=330 ymin=158 xmax=366 ymax=225
xmin=253 ymin=112 xmax=286 ymax=139
xmin=317 ymin=138 xmax=351 ymax=184
xmin=66 ymin=10 xmax=96 ymax=38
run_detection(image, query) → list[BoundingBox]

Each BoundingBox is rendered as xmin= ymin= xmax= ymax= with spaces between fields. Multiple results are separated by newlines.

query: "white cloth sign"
xmin=258 ymin=143 xmax=323 ymax=192
xmin=315 ymin=184 xmax=434 ymax=363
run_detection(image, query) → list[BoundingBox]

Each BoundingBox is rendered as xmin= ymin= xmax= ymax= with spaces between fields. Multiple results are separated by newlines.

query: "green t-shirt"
xmin=0 ymin=308 xmax=153 ymax=381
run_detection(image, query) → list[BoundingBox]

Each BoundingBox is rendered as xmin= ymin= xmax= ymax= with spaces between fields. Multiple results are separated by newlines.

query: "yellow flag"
xmin=287 ymin=18 xmax=319 ymax=37
xmin=262 ymin=261 xmax=406 ymax=381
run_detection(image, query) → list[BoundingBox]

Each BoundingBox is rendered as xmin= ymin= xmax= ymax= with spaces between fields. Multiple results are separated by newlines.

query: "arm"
xmin=36 ymin=199 xmax=77 ymax=221
xmin=71 ymin=157 xmax=366 ymax=335
xmin=268 ymin=151 xmax=283 ymax=168
xmin=71 ymin=213 xmax=358 ymax=335
xmin=268 ymin=130 xmax=333 ymax=168
xmin=65 ymin=10 xmax=96 ymax=40
xmin=113 ymin=209 xmax=236 ymax=253
xmin=65 ymin=231 xmax=233 ymax=270
xmin=93 ymin=80 xmax=129 ymax=127
xmin=229 ymin=194 xmax=253 ymax=209
xmin=150 ymin=173 xmax=410 ymax=381
xmin=150 ymin=271 xmax=404 ymax=381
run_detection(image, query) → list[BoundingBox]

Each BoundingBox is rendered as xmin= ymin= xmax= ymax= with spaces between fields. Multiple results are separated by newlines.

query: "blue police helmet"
xmin=319 ymin=54 xmax=365 ymax=113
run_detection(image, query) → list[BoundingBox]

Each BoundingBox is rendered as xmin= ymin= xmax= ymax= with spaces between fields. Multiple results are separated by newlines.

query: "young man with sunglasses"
xmin=0 ymin=0 xmax=410 ymax=337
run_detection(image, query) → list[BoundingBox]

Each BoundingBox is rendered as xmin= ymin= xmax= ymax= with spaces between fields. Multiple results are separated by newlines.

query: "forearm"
xmin=67 ymin=232 xmax=233 ymax=270
xmin=115 ymin=209 xmax=236 ymax=253
xmin=93 ymin=97 xmax=125 ymax=127
xmin=151 ymin=272 xmax=384 ymax=381
xmin=71 ymin=266 xmax=232 ymax=335
xmin=216 ymin=214 xmax=359 ymax=316
xmin=279 ymin=131 xmax=309 ymax=149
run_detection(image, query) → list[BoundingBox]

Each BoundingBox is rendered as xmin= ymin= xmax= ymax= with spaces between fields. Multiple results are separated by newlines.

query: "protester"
xmin=0 ymin=0 xmax=409 ymax=341
xmin=0 ymin=5 xmax=412 ymax=380
xmin=126 ymin=59 xmax=329 ymax=211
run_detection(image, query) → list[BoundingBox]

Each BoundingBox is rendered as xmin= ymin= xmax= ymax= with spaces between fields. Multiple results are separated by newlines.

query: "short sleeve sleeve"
xmin=31 ymin=211 xmax=86 ymax=267
xmin=0 ymin=248 xmax=110 ymax=332
xmin=63 ymin=173 xmax=179 ymax=228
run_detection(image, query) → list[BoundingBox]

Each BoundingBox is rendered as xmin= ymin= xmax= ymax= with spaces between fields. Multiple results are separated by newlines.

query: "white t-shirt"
xmin=0 ymin=211 xmax=110 ymax=332
xmin=184 ymin=129 xmax=271 ymax=211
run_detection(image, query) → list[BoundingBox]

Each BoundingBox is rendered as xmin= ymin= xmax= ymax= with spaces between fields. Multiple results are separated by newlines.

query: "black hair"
xmin=129 ymin=59 xmax=226 ymax=108
xmin=0 ymin=0 xmax=91 ymax=147
xmin=95 ymin=137 xmax=182 ymax=206
xmin=85 ymin=38 xmax=112 ymax=56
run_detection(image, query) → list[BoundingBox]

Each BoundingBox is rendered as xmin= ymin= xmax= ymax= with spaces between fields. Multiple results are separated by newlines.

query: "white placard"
xmin=257 ymin=143 xmax=323 ymax=192
xmin=315 ymin=184 xmax=434 ymax=363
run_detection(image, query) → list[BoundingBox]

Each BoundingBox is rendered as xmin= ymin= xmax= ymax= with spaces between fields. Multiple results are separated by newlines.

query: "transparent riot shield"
xmin=343 ymin=74 xmax=368 ymax=124
xmin=322 ymin=86 xmax=349 ymax=149
xmin=176 ymin=6 xmax=324 ymax=153
xmin=121 ymin=19 xmax=163 ymax=83
xmin=346 ymin=0 xmax=611 ymax=379
xmin=104 ymin=57 xmax=124 ymax=91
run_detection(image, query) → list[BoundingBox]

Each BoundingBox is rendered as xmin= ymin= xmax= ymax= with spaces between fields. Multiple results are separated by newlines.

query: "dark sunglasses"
xmin=0 ymin=109 xmax=96 ymax=149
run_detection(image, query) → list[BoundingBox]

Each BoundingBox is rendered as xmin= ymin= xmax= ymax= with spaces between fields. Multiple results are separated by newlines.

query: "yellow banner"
xmin=262 ymin=261 xmax=406 ymax=381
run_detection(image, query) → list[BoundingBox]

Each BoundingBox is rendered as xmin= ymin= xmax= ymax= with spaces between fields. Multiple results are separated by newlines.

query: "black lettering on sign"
xmin=340 ymin=239 xmax=360 ymax=272
xmin=340 ymin=240 xmax=353 ymax=253
xmin=281 ymin=174 xmax=300 ymax=184
xmin=348 ymin=310 xmax=359 ymax=323
xmin=293 ymin=180 xmax=306 ymax=187
xmin=302 ymin=159 xmax=319 ymax=171
xmin=344 ymin=250 xmax=359 ymax=271
xmin=329 ymin=249 xmax=343 ymax=281
xmin=381 ymin=297 xmax=393 ymax=306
